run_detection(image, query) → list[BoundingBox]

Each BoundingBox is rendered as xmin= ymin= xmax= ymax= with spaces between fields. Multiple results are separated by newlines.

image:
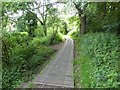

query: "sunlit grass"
xmin=74 ymin=56 xmax=94 ymax=88
xmin=74 ymin=38 xmax=94 ymax=88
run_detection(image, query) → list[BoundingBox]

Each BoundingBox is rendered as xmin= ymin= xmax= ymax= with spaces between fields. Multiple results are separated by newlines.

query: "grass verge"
xmin=73 ymin=32 xmax=119 ymax=88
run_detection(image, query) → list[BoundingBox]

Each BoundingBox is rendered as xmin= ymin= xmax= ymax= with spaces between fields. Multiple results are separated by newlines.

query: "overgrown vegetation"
xmin=1 ymin=0 xmax=120 ymax=89
xmin=68 ymin=1 xmax=120 ymax=88
xmin=73 ymin=32 xmax=119 ymax=88
xmin=1 ymin=1 xmax=65 ymax=89
xmin=2 ymin=31 xmax=56 ymax=89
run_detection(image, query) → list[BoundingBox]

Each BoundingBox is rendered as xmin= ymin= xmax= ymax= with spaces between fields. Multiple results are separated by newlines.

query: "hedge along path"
xmin=33 ymin=36 xmax=74 ymax=88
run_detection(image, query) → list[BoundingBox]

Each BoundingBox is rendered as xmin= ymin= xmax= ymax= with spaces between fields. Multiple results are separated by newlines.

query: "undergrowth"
xmin=73 ymin=32 xmax=119 ymax=88
xmin=2 ymin=31 xmax=62 ymax=89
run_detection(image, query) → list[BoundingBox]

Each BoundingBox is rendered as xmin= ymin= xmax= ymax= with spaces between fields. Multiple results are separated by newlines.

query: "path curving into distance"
xmin=33 ymin=36 xmax=74 ymax=88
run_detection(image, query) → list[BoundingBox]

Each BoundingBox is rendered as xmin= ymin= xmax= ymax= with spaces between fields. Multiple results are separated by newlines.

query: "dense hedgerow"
xmin=2 ymin=32 xmax=56 ymax=89
xmin=74 ymin=32 xmax=119 ymax=88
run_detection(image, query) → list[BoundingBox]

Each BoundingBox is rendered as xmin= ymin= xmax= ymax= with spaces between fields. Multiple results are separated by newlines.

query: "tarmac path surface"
xmin=33 ymin=36 xmax=74 ymax=88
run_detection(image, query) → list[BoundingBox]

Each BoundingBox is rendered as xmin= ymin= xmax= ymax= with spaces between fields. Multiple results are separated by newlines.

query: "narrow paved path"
xmin=33 ymin=36 xmax=74 ymax=88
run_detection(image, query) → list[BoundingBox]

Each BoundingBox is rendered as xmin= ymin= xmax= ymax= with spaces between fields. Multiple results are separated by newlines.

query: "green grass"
xmin=74 ymin=57 xmax=93 ymax=88
xmin=73 ymin=32 xmax=119 ymax=88
xmin=74 ymin=37 xmax=94 ymax=88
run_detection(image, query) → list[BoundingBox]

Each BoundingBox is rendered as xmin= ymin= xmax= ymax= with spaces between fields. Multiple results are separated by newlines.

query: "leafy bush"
xmin=74 ymin=32 xmax=119 ymax=88
xmin=53 ymin=32 xmax=65 ymax=44
xmin=2 ymin=27 xmax=63 ymax=89
xmin=2 ymin=44 xmax=53 ymax=89
xmin=2 ymin=31 xmax=54 ymax=89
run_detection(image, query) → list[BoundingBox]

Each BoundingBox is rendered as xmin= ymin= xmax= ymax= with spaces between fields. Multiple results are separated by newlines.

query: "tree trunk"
xmin=37 ymin=17 xmax=47 ymax=36
xmin=79 ymin=15 xmax=86 ymax=35
xmin=50 ymin=30 xmax=57 ymax=45
xmin=43 ymin=24 xmax=47 ymax=36
xmin=73 ymin=2 xmax=86 ymax=35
